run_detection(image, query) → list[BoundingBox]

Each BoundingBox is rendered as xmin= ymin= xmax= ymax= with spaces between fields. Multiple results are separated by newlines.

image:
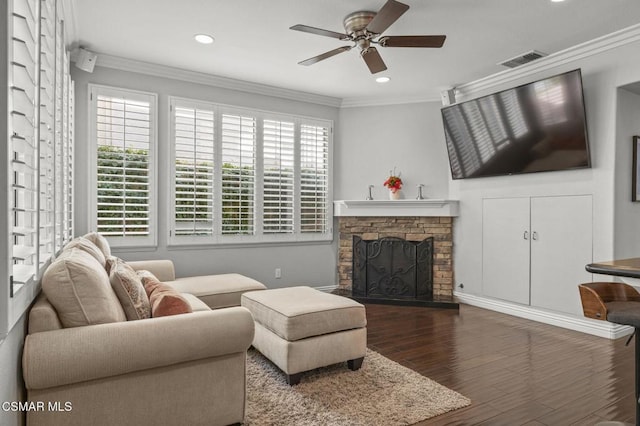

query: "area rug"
xmin=245 ymin=348 xmax=471 ymax=425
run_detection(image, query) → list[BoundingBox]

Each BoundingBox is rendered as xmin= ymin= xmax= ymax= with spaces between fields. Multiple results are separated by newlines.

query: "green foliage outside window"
xmin=97 ymin=145 xmax=149 ymax=236
xmin=98 ymin=146 xmax=327 ymax=237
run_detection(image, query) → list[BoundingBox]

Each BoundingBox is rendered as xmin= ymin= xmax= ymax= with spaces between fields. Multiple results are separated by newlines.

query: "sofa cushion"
xmin=62 ymin=237 xmax=106 ymax=267
xmin=42 ymin=248 xmax=126 ymax=328
xmin=141 ymin=273 xmax=192 ymax=317
xmin=180 ymin=293 xmax=211 ymax=312
xmin=108 ymin=258 xmax=151 ymax=320
xmin=83 ymin=232 xmax=111 ymax=258
xmin=166 ymin=273 xmax=267 ymax=309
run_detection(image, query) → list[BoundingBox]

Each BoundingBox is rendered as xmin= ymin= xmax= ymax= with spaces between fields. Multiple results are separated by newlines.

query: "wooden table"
xmin=586 ymin=257 xmax=640 ymax=279
xmin=586 ymin=257 xmax=640 ymax=426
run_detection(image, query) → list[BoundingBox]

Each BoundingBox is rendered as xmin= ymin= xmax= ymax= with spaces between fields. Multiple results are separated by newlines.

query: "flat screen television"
xmin=441 ymin=69 xmax=591 ymax=179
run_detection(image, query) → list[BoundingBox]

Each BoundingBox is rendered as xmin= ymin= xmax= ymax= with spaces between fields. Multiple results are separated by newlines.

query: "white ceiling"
xmin=72 ymin=0 xmax=640 ymax=102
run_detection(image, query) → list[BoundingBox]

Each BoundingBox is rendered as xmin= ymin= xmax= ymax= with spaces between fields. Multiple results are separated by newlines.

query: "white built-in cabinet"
xmin=482 ymin=195 xmax=593 ymax=316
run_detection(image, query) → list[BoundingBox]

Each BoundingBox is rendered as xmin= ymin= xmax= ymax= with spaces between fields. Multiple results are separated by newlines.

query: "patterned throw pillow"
xmin=108 ymin=257 xmax=151 ymax=320
xmin=139 ymin=271 xmax=192 ymax=317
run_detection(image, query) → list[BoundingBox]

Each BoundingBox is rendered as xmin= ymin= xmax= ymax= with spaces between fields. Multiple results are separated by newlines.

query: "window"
xmin=263 ymin=119 xmax=295 ymax=235
xmin=89 ymin=85 xmax=157 ymax=248
xmin=3 ymin=0 xmax=74 ymax=336
xmin=11 ymin=0 xmax=39 ymax=290
xmin=174 ymin=104 xmax=215 ymax=236
xmin=169 ymin=97 xmax=332 ymax=245
xmin=221 ymin=113 xmax=256 ymax=235
xmin=300 ymin=124 xmax=330 ymax=234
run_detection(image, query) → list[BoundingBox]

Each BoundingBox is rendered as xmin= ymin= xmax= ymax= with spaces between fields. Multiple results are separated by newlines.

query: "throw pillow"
xmin=62 ymin=237 xmax=106 ymax=267
xmin=139 ymin=272 xmax=192 ymax=317
xmin=42 ymin=248 xmax=127 ymax=328
xmin=109 ymin=258 xmax=151 ymax=320
xmin=83 ymin=232 xmax=111 ymax=258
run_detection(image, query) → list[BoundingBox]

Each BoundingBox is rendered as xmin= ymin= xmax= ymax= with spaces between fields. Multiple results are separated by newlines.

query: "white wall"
xmin=0 ymin=315 xmax=27 ymax=426
xmin=450 ymin=39 xmax=640 ymax=298
xmin=71 ymin=66 xmax=340 ymax=289
xmin=614 ymin=88 xmax=640 ymax=259
xmin=336 ymin=102 xmax=449 ymax=201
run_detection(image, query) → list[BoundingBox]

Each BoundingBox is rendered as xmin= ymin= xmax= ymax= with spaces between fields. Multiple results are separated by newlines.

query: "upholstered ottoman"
xmin=241 ymin=286 xmax=367 ymax=385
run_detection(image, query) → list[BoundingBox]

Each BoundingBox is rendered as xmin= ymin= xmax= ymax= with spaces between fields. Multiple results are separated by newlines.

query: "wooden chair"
xmin=579 ymin=282 xmax=640 ymax=426
xmin=579 ymin=282 xmax=640 ymax=320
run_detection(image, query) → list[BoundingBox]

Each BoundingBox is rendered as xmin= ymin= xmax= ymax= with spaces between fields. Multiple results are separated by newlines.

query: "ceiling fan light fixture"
xmin=376 ymin=76 xmax=390 ymax=83
xmin=194 ymin=34 xmax=215 ymax=44
xmin=290 ymin=0 xmax=446 ymax=74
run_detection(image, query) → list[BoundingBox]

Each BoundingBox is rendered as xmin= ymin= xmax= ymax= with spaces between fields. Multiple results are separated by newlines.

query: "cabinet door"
xmin=482 ymin=198 xmax=531 ymax=305
xmin=530 ymin=195 xmax=593 ymax=316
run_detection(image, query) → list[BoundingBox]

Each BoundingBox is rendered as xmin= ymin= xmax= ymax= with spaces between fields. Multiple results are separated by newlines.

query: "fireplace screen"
xmin=352 ymin=236 xmax=434 ymax=301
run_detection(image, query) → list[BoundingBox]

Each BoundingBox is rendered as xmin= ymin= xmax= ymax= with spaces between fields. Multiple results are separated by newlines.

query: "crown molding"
xmin=340 ymin=93 xmax=440 ymax=108
xmin=455 ymin=23 xmax=640 ymax=100
xmin=61 ymin=0 xmax=79 ymax=46
xmin=84 ymin=23 xmax=640 ymax=110
xmin=95 ymin=53 xmax=343 ymax=108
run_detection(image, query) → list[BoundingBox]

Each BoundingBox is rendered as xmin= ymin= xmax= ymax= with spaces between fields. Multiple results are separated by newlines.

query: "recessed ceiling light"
xmin=550 ymin=0 xmax=565 ymax=2
xmin=194 ymin=34 xmax=214 ymax=44
xmin=376 ymin=76 xmax=390 ymax=83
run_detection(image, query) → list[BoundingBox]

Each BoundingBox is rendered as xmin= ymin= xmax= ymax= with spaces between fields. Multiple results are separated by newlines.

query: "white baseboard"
xmin=314 ymin=285 xmax=339 ymax=293
xmin=454 ymin=291 xmax=633 ymax=340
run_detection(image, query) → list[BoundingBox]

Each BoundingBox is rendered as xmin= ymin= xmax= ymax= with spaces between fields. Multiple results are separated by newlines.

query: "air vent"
xmin=498 ymin=50 xmax=547 ymax=68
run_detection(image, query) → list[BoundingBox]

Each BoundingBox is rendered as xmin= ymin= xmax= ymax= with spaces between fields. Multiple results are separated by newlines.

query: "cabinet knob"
xmin=532 ymin=231 xmax=538 ymax=241
xmin=523 ymin=231 xmax=529 ymax=240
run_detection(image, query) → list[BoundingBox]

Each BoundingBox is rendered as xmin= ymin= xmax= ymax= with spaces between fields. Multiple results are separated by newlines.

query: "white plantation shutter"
xmin=38 ymin=0 xmax=55 ymax=265
xmin=173 ymin=104 xmax=215 ymax=236
xmin=300 ymin=124 xmax=329 ymax=234
xmin=3 ymin=0 xmax=75 ymax=334
xmin=221 ymin=114 xmax=255 ymax=235
xmin=65 ymin=77 xmax=74 ymax=241
xmin=168 ymin=97 xmax=332 ymax=245
xmin=11 ymin=0 xmax=39 ymax=286
xmin=263 ymin=119 xmax=295 ymax=234
xmin=91 ymin=86 xmax=156 ymax=247
xmin=53 ymin=5 xmax=64 ymax=250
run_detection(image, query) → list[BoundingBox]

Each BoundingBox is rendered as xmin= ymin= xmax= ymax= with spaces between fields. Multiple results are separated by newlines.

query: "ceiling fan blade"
xmin=366 ymin=0 xmax=410 ymax=35
xmin=298 ymin=46 xmax=352 ymax=66
xmin=379 ymin=35 xmax=446 ymax=48
xmin=290 ymin=24 xmax=349 ymax=40
xmin=361 ymin=47 xmax=387 ymax=74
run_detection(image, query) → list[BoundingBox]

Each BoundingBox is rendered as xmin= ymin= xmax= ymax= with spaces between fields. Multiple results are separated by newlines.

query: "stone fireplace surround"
xmin=334 ymin=200 xmax=459 ymax=304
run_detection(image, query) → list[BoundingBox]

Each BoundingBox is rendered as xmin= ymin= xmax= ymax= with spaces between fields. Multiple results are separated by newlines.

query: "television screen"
xmin=441 ymin=69 xmax=590 ymax=179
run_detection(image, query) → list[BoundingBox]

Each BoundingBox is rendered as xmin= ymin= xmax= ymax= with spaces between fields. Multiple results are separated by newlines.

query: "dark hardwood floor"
xmin=365 ymin=303 xmax=635 ymax=425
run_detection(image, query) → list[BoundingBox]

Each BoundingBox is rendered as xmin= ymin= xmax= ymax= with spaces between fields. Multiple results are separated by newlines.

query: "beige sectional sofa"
xmin=22 ymin=233 xmax=266 ymax=426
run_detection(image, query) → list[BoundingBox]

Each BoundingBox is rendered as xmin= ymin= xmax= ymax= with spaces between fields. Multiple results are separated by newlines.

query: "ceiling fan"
xmin=290 ymin=0 xmax=446 ymax=74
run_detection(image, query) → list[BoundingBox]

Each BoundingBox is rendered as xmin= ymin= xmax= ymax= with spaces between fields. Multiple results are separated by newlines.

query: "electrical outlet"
xmin=275 ymin=268 xmax=282 ymax=279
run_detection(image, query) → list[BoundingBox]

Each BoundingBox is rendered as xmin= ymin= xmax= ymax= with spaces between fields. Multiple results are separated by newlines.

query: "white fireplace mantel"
xmin=333 ymin=199 xmax=460 ymax=217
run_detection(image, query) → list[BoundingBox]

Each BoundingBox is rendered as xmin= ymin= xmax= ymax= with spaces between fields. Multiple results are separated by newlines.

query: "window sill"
xmin=110 ymin=245 xmax=159 ymax=254
xmin=167 ymin=238 xmax=333 ymax=250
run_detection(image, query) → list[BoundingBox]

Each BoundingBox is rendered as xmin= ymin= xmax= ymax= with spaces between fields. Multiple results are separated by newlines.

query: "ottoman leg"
xmin=287 ymin=372 xmax=303 ymax=386
xmin=348 ymin=357 xmax=364 ymax=371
